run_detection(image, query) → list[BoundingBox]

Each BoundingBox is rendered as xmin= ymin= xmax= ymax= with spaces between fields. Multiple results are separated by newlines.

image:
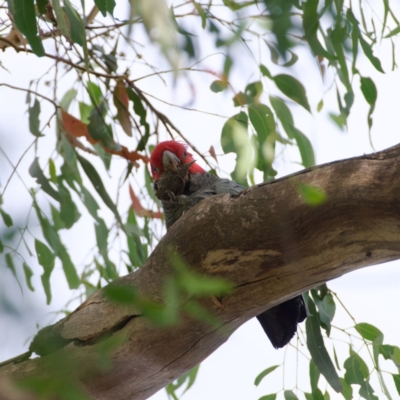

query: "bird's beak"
xmin=162 ymin=150 xmax=180 ymax=172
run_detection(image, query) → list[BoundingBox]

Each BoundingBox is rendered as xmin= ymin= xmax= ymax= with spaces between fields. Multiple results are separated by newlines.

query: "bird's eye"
xmin=152 ymin=166 xmax=159 ymax=172
xmin=183 ymin=150 xmax=187 ymax=157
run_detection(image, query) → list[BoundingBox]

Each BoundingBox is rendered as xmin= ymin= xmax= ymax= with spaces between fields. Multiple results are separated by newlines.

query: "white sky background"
xmin=1 ymin=1 xmax=400 ymax=399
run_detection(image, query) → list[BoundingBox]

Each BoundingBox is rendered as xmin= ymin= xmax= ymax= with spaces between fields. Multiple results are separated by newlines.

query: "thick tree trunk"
xmin=1 ymin=144 xmax=400 ymax=400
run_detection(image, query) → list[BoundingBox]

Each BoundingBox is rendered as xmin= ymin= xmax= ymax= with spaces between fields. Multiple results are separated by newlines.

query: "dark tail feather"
xmin=256 ymin=295 xmax=307 ymax=349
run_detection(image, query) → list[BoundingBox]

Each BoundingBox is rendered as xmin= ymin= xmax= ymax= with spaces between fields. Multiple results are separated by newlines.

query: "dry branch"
xmin=1 ymin=144 xmax=400 ymax=399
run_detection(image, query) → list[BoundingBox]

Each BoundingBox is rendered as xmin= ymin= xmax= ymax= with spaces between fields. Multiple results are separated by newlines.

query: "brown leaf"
xmin=209 ymin=145 xmax=218 ymax=165
xmin=113 ymin=80 xmax=132 ymax=137
xmin=61 ymin=110 xmax=149 ymax=164
xmin=129 ymin=185 xmax=162 ymax=219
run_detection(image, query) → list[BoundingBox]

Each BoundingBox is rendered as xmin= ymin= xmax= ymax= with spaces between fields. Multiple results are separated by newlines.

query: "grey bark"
xmin=1 ymin=144 xmax=400 ymax=399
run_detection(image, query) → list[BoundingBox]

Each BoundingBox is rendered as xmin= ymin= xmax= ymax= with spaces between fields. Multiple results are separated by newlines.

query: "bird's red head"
xmin=150 ymin=141 xmax=205 ymax=180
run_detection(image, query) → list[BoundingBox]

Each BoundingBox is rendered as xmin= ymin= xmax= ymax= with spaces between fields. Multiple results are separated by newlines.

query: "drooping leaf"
xmin=340 ymin=378 xmax=353 ymax=400
xmin=310 ymin=359 xmax=320 ymax=394
xmin=355 ymin=323 xmax=383 ymax=342
xmin=126 ymin=88 xmax=150 ymax=151
xmin=360 ymin=77 xmax=378 ymax=130
xmin=58 ymin=247 xmax=80 ymax=289
xmin=52 ymin=0 xmax=71 ymax=40
xmin=393 ymin=374 xmax=400 ymax=395
xmin=29 ymin=158 xmax=61 ymax=202
xmin=7 ymin=0 xmax=45 ymax=56
xmin=23 ymin=263 xmax=35 ymax=291
xmin=273 ymin=74 xmax=311 ymax=112
xmin=35 ymin=239 xmax=55 ymax=304
xmin=77 ymin=155 xmax=122 ymax=225
xmin=60 ymin=88 xmax=78 ymax=111
xmin=254 ymin=365 xmax=280 ymax=386
xmin=305 ymin=293 xmax=342 ymax=393
xmin=113 ymin=80 xmax=132 ymax=137
xmin=311 ymin=289 xmax=336 ymax=335
xmin=344 ymin=350 xmax=378 ymax=400
xmin=210 ymin=80 xmax=228 ymax=93
xmin=359 ymin=35 xmax=384 ymax=73
xmin=192 ymin=1 xmax=206 ymax=29
xmin=221 ymin=112 xmax=251 ymax=186
xmin=64 ymin=0 xmax=86 ymax=47
xmin=258 ymin=395 xmax=277 ymax=400
xmin=28 ymin=98 xmax=41 ymax=136
xmin=302 ymin=0 xmax=333 ymax=60
xmin=284 ymin=390 xmax=300 ymax=400
xmin=88 ymin=103 xmax=115 ymax=149
xmin=94 ymin=0 xmax=115 ymax=16
xmin=0 ymin=209 xmax=13 ymax=227
xmin=5 ymin=253 xmax=17 ymax=278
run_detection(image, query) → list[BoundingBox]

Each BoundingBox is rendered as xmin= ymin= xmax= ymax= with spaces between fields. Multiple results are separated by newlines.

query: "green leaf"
xmin=284 ymin=390 xmax=300 ymax=400
xmin=248 ymin=104 xmax=275 ymax=142
xmin=79 ymin=102 xmax=93 ymax=124
xmin=58 ymin=247 xmax=80 ymax=289
xmin=50 ymin=205 xmax=65 ymax=231
xmin=126 ymin=88 xmax=150 ymax=151
xmin=310 ymin=359 xmax=320 ymax=393
xmin=221 ymin=112 xmax=251 ymax=186
xmin=58 ymin=182 xmax=81 ymax=228
xmin=23 ymin=263 xmax=35 ymax=291
xmin=259 ymin=395 xmax=277 ymax=400
xmin=360 ymin=78 xmax=377 ymax=106
xmin=77 ymin=155 xmax=122 ymax=225
xmin=360 ymin=77 xmax=377 ymax=131
xmin=355 ymin=323 xmax=383 ymax=342
xmin=392 ymin=374 xmax=400 ymax=395
xmin=7 ymin=0 xmax=45 ymax=56
xmin=52 ymin=0 xmax=71 ymax=40
xmin=60 ymin=89 xmax=77 ymax=111
xmin=384 ymin=26 xmax=400 ymax=38
xmin=29 ymin=98 xmax=41 ymax=136
xmin=49 ymin=159 xmax=57 ymax=183
xmin=304 ymin=293 xmax=342 ymax=393
xmin=87 ymin=82 xmax=103 ymax=106
xmin=302 ymin=0 xmax=333 ymax=60
xmin=193 ymin=2 xmax=206 ymax=29
xmin=273 ymin=74 xmax=310 ymax=112
xmin=245 ymin=81 xmax=263 ymax=104
xmin=5 ymin=253 xmax=17 ymax=278
xmin=0 ymin=209 xmax=13 ymax=227
xmin=297 ymin=183 xmax=327 ymax=206
xmin=94 ymin=0 xmax=115 ymax=16
xmin=311 ymin=290 xmax=336 ymax=335
xmin=293 ymin=128 xmax=315 ymax=167
xmin=329 ymin=113 xmax=346 ymax=130
xmin=64 ymin=0 xmax=86 ymax=46
xmin=359 ymin=35 xmax=384 ymax=73
xmin=344 ymin=350 xmax=377 ymax=400
xmin=0 ymin=240 xmax=4 ymax=253
xmin=248 ymin=103 xmax=277 ymax=180
xmin=317 ymin=100 xmax=324 ymax=112
xmin=340 ymin=378 xmax=353 ymax=400
xmin=36 ymin=0 xmax=48 ymax=14
xmin=254 ymin=365 xmax=279 ymax=386
xmin=35 ymin=239 xmax=55 ymax=304
xmin=260 ymin=64 xmax=272 ymax=79
xmin=29 ymin=158 xmax=61 ymax=202
xmin=210 ymin=80 xmax=228 ymax=93
xmin=88 ymin=103 xmax=115 ymax=149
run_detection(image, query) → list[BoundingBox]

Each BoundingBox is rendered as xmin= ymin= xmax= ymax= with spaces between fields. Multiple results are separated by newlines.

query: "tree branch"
xmin=1 ymin=144 xmax=400 ymax=399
